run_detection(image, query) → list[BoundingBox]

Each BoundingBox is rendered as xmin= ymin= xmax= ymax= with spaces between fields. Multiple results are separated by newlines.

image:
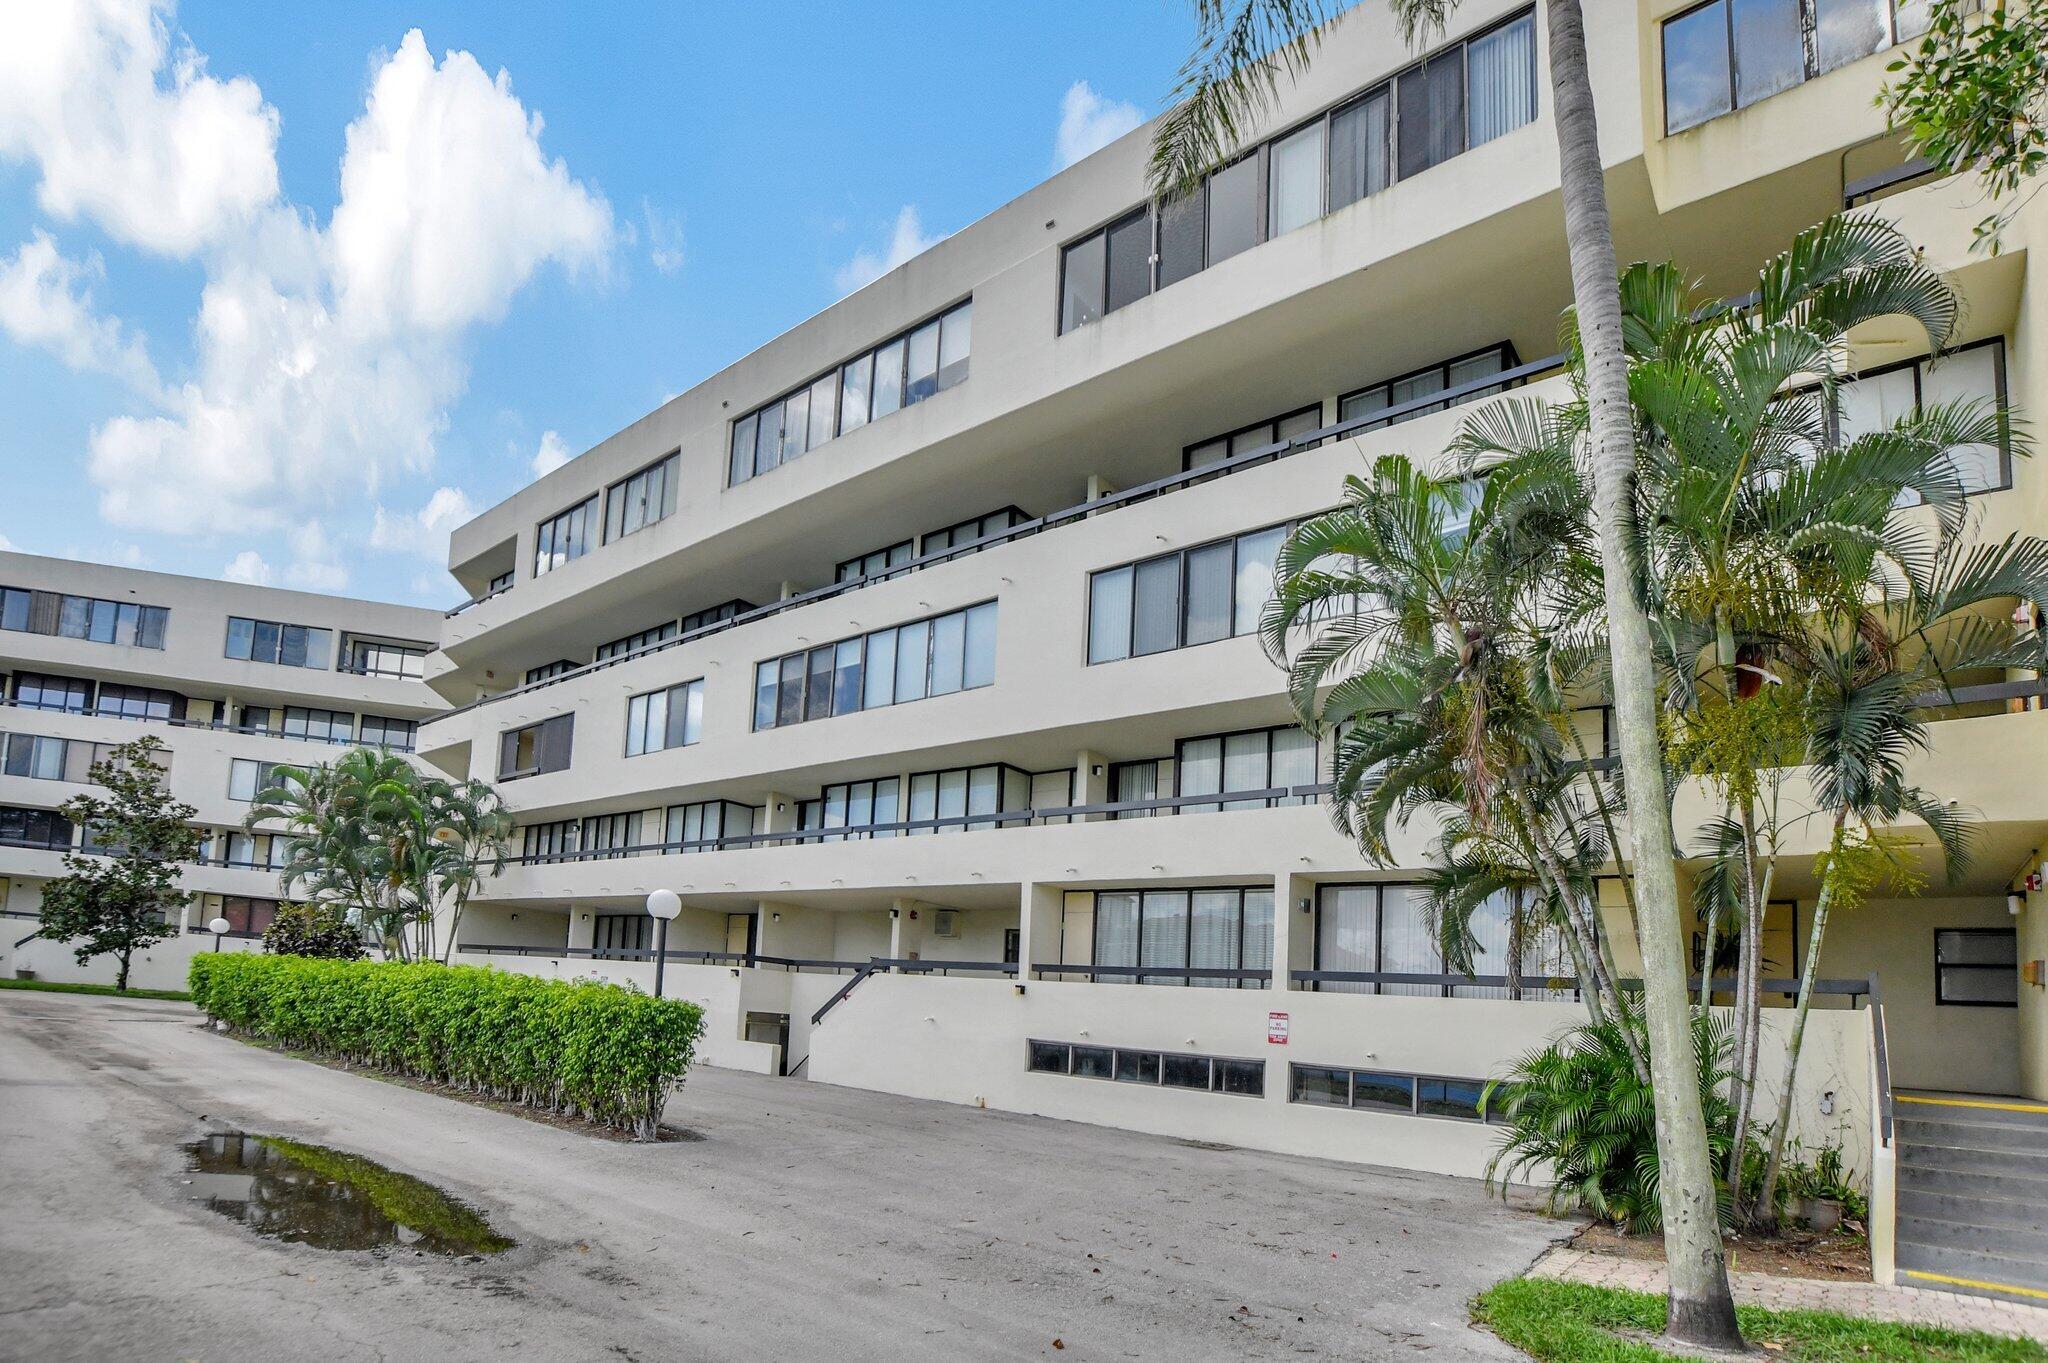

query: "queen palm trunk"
xmin=1542 ymin=0 xmax=1741 ymax=1344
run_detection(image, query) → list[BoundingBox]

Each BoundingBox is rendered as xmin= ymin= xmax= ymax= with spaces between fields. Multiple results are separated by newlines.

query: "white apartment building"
xmin=0 ymin=552 xmax=443 ymax=991
xmin=6 ymin=0 xmax=2046 ymax=1301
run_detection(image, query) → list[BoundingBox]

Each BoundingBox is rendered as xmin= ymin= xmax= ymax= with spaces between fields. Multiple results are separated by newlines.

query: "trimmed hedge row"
xmin=190 ymin=954 xmax=705 ymax=1139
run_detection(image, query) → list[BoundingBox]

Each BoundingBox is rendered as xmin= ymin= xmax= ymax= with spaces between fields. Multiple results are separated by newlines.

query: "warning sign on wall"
xmin=1267 ymin=1012 xmax=1290 ymax=1044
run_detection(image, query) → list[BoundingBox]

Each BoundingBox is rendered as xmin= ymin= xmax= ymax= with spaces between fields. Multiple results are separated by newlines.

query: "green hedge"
xmin=189 ymin=954 xmax=705 ymax=1139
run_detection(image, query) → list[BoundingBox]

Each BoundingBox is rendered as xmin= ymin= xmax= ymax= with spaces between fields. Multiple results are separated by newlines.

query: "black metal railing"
xmin=0 ymin=698 xmax=419 ymax=753
xmin=1868 ymin=971 xmax=1893 ymax=1147
xmin=1033 ymin=963 xmax=1273 ymax=987
xmin=455 ymin=942 xmax=867 ymax=974
xmin=420 ymin=353 xmax=1572 ymax=728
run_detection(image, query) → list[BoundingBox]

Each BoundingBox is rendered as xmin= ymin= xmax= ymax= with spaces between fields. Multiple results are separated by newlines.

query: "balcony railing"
xmin=0 ymin=697 xmax=418 ymax=753
xmin=420 ymin=351 xmax=1571 ymax=728
xmin=506 ymin=784 xmax=1337 ymax=866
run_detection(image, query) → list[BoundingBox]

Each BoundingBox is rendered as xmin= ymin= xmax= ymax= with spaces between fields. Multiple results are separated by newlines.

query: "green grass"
xmin=0 ymin=978 xmax=191 ymax=1001
xmin=1475 ymin=1279 xmax=2046 ymax=1362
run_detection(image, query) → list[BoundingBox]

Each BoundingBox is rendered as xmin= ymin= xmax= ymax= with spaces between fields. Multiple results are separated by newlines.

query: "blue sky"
xmin=0 ymin=2 xmax=1192 ymax=604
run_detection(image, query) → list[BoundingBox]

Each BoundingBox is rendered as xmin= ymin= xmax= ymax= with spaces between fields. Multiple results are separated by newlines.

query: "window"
xmin=0 ymin=805 xmax=75 ymax=851
xmin=838 ymin=540 xmax=914 ymax=584
xmin=920 ymin=507 xmax=1029 ymax=557
xmin=1027 ymin=1040 xmax=1265 ymax=1097
xmin=665 ymin=800 xmax=758 ymax=851
xmin=752 ymin=601 xmax=997 ymax=731
xmin=728 ymin=299 xmax=973 ymax=486
xmin=521 ymin=819 xmax=579 ymax=862
xmin=800 ymin=777 xmax=901 ymax=843
xmin=579 ymin=811 xmax=642 ymax=861
xmin=604 ymin=452 xmax=680 ymax=544
xmin=1087 ymin=521 xmax=1289 ymax=663
xmin=905 ymin=764 xmax=1032 ymax=835
xmin=1338 ymin=343 xmax=1520 ymax=429
xmin=487 ymin=570 xmax=514 ymax=594
xmin=1832 ymin=338 xmax=2010 ymax=497
xmin=1288 ymin=1066 xmax=1502 ymax=1122
xmin=224 ymin=617 xmax=334 ymax=670
xmin=593 ymin=913 xmax=654 ymax=959
xmin=680 ymin=599 xmax=753 ymax=634
xmin=625 ymin=678 xmax=704 ymax=756
xmin=95 ymin=684 xmax=181 ymax=722
xmin=227 ymin=759 xmax=284 ymax=802
xmin=533 ymin=496 xmax=598 ymax=577
xmin=1311 ymin=882 xmax=1544 ymax=997
xmin=357 ymin=714 xmax=417 ymax=751
xmin=1175 ymin=725 xmax=1317 ymax=813
xmin=524 ymin=660 xmax=579 ymax=686
xmin=1056 ymin=12 xmax=1536 ymax=334
xmin=498 ymin=714 xmax=574 ymax=780
xmin=1090 ymin=888 xmax=1273 ymax=987
xmin=595 ymin=622 xmax=677 ymax=664
xmin=1662 ymin=0 xmax=1931 ymax=134
xmin=276 ymin=706 xmax=350 ymax=743
xmin=11 ymin=673 xmax=93 ymax=714
xmin=346 ymin=640 xmax=427 ymax=679
xmin=0 ymin=734 xmax=138 ymax=783
xmin=1935 ymin=929 xmax=2017 ymax=1007
xmin=0 ymin=589 xmax=168 ymax=649
xmin=216 ymin=897 xmax=280 ymax=936
xmin=1184 ymin=405 xmax=1323 ymax=472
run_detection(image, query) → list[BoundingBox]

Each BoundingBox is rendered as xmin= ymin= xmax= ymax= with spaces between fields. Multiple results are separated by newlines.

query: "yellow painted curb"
xmin=1898 ymin=1095 xmax=2048 ymax=1116
xmin=1902 ymin=1269 xmax=2048 ymax=1302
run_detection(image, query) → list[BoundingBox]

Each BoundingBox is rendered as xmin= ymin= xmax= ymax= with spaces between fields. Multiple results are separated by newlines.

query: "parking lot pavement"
xmin=0 ymin=989 xmax=1571 ymax=1361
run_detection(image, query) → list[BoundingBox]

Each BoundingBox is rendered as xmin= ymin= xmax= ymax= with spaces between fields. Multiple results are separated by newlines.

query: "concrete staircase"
xmin=1895 ymin=1095 xmax=2048 ymax=1307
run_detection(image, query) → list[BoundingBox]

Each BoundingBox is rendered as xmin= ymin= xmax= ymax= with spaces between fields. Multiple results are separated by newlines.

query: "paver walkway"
xmin=1531 ymin=1245 xmax=2048 ymax=1343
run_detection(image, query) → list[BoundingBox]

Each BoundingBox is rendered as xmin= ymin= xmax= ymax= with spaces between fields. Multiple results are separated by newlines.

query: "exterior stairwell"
xmin=1894 ymin=1095 xmax=2048 ymax=1307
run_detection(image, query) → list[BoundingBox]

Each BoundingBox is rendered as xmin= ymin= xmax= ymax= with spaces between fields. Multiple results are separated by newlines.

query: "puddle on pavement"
xmin=179 ymin=1132 xmax=514 ymax=1256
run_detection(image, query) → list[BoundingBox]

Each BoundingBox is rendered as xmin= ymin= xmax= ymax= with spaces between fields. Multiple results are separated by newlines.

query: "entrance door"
xmin=726 ymin=912 xmax=757 ymax=960
xmin=745 ymin=1011 xmax=792 ymax=1075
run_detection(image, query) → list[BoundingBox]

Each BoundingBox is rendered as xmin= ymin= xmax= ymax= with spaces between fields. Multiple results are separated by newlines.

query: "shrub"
xmin=262 ymin=904 xmax=369 ymax=960
xmin=189 ymin=954 xmax=705 ymax=1139
xmin=1483 ymin=998 xmax=1737 ymax=1232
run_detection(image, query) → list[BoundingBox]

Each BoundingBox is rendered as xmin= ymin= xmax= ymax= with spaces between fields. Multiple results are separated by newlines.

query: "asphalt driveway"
xmin=0 ymin=990 xmax=1570 ymax=1361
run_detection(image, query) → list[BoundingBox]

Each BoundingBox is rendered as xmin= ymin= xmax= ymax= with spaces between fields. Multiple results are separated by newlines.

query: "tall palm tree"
xmin=1151 ymin=0 xmax=1740 ymax=1339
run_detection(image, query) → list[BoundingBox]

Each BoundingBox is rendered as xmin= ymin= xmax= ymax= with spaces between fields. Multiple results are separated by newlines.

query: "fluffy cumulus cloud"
xmin=1055 ymin=81 xmax=1145 ymax=170
xmin=0 ymin=4 xmax=614 ymax=556
xmin=834 ymin=205 xmax=943 ymax=293
xmin=221 ymin=549 xmax=270 ymax=584
xmin=528 ymin=429 xmax=572 ymax=477
xmin=641 ymin=198 xmax=684 ymax=275
xmin=0 ymin=0 xmax=279 ymax=256
xmin=0 ymin=230 xmax=159 ymax=394
xmin=370 ymin=484 xmax=476 ymax=559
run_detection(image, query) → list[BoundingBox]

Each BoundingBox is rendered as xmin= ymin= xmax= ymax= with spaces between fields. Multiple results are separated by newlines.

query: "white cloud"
xmin=835 ymin=205 xmax=943 ymax=294
xmin=60 ymin=541 xmax=145 ymax=568
xmin=529 ymin=429 xmax=572 ymax=478
xmin=283 ymin=523 xmax=348 ymax=593
xmin=370 ymin=484 xmax=476 ymax=559
xmin=222 ymin=549 xmax=271 ymax=584
xmin=642 ymin=198 xmax=684 ymax=275
xmin=0 ymin=6 xmax=615 ymax=547
xmin=0 ymin=230 xmax=160 ymax=395
xmin=0 ymin=533 xmax=15 ymax=551
xmin=0 ymin=0 xmax=280 ymax=257
xmin=1055 ymin=81 xmax=1144 ymax=170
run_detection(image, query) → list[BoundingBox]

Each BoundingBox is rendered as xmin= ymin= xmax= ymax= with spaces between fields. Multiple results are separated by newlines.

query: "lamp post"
xmin=646 ymin=890 xmax=681 ymax=998
xmin=207 ymin=916 xmax=231 ymax=952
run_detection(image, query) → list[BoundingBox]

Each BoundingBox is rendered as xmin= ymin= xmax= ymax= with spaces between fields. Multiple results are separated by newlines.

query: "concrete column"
xmin=1084 ymin=474 xmax=1118 ymax=502
xmin=566 ymin=908 xmax=595 ymax=953
xmin=889 ymin=897 xmax=927 ymax=966
xmin=761 ymin=792 xmax=798 ymax=836
xmin=1074 ymin=749 xmax=1109 ymax=821
xmin=1018 ymin=882 xmax=1063 ymax=982
xmin=1271 ymin=869 xmax=1309 ymax=994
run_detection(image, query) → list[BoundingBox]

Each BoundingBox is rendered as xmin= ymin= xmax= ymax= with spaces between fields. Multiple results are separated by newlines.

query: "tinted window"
xmin=1205 ymin=155 xmax=1262 ymax=264
xmin=1664 ymin=1 xmax=1733 ymax=132
xmin=1398 ymin=51 xmax=1465 ymax=178
xmin=1105 ymin=211 xmax=1152 ymax=314
xmin=1157 ymin=191 xmax=1205 ymax=288
xmin=1061 ymin=232 xmax=1106 ymax=333
xmin=1731 ymin=0 xmax=1804 ymax=106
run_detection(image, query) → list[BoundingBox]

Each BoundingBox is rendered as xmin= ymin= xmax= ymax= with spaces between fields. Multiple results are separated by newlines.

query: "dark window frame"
xmin=1286 ymin=1063 xmax=1501 ymax=1123
xmin=750 ymin=600 xmax=998 ymax=733
xmin=1086 ymin=517 xmax=1296 ymax=665
xmin=1025 ymin=1039 xmax=1267 ymax=1097
xmin=1934 ymin=927 xmax=2018 ymax=1008
xmin=1659 ymin=0 xmax=1931 ymax=136
xmin=1087 ymin=885 xmax=1276 ymax=989
xmin=602 ymin=449 xmax=682 ymax=544
xmin=498 ymin=713 xmax=574 ymax=781
xmin=1337 ymin=341 xmax=1522 ymax=429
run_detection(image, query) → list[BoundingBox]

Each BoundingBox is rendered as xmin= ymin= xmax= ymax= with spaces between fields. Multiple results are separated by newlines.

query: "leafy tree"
xmin=262 ymin=902 xmax=369 ymax=960
xmin=1882 ymin=0 xmax=2048 ymax=254
xmin=1153 ymin=1 xmax=1739 ymax=1341
xmin=36 ymin=737 xmax=201 ymax=992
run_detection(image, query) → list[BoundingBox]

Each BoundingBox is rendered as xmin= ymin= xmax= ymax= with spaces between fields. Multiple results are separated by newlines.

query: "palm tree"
xmin=1754 ymin=517 xmax=2048 ymax=1215
xmin=423 ymin=777 xmax=515 ymax=962
xmin=1151 ymin=0 xmax=1739 ymax=1339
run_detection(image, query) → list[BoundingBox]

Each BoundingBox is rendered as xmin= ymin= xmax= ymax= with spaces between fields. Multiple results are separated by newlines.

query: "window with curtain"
xmin=1662 ymin=0 xmax=1928 ymax=134
xmin=1267 ymin=122 xmax=1325 ymax=236
xmin=752 ymin=602 xmax=997 ymax=730
xmin=624 ymin=678 xmax=704 ymax=757
xmin=1175 ymin=725 xmax=1319 ymax=813
xmin=1466 ymin=14 xmax=1537 ymax=146
xmin=1088 ymin=519 xmax=1296 ymax=663
xmin=1327 ymin=89 xmax=1391 ymax=212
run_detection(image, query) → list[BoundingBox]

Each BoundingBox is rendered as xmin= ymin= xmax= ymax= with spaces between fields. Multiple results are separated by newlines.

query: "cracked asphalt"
xmin=0 ymin=990 xmax=1570 ymax=1361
